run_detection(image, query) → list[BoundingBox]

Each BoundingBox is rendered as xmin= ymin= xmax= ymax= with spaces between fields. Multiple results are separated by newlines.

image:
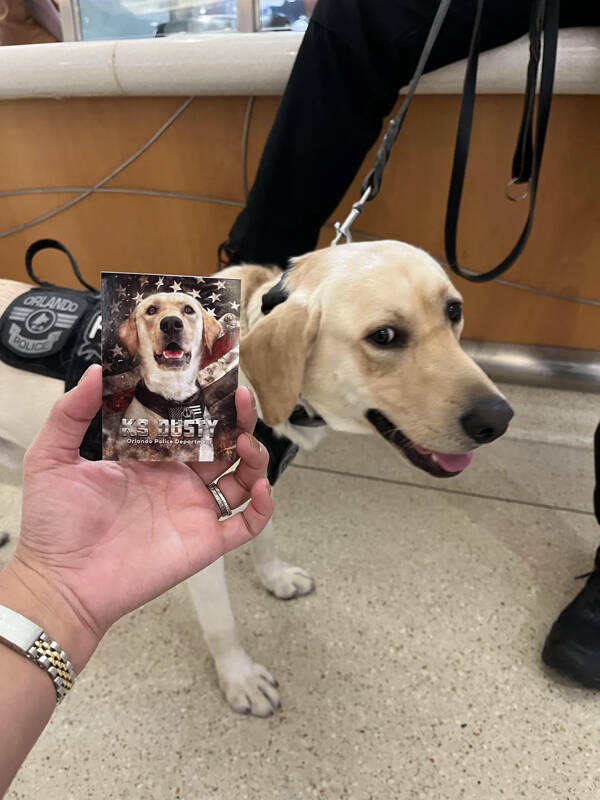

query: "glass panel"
xmin=258 ymin=0 xmax=315 ymax=32
xmin=78 ymin=0 xmax=238 ymax=41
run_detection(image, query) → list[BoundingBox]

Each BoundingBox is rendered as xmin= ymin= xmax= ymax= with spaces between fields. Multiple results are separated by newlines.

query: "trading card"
xmin=101 ymin=271 xmax=240 ymax=462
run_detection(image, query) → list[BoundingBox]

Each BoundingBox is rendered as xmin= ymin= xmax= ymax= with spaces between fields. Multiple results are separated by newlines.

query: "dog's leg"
xmin=187 ymin=557 xmax=281 ymax=717
xmin=251 ymin=518 xmax=315 ymax=599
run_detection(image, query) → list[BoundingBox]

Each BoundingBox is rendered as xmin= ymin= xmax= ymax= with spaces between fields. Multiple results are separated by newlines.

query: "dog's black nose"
xmin=160 ymin=316 xmax=183 ymax=336
xmin=460 ymin=396 xmax=513 ymax=444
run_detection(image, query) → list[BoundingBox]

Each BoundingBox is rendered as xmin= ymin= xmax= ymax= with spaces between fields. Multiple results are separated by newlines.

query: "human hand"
xmin=0 ymin=365 xmax=272 ymax=670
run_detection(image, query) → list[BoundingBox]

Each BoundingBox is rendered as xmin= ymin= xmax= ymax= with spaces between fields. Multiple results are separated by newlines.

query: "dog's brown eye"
xmin=183 ymin=305 xmax=195 ymax=315
xmin=447 ymin=301 xmax=462 ymax=323
xmin=146 ymin=305 xmax=157 ymax=315
xmin=367 ymin=327 xmax=407 ymax=348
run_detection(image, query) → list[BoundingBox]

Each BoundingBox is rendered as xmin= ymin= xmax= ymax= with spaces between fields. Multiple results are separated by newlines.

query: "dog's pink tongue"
xmin=163 ymin=349 xmax=183 ymax=359
xmin=435 ymin=452 xmax=473 ymax=473
xmin=414 ymin=445 xmax=473 ymax=473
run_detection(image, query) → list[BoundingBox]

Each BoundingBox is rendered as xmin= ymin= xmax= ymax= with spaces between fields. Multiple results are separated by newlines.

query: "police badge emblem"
xmin=0 ymin=289 xmax=87 ymax=359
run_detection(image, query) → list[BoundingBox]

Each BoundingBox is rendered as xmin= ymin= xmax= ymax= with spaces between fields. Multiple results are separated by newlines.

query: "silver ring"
xmin=208 ymin=481 xmax=232 ymax=520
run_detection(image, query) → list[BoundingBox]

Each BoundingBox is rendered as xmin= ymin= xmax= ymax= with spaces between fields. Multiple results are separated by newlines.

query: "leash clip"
xmin=331 ymin=187 xmax=372 ymax=246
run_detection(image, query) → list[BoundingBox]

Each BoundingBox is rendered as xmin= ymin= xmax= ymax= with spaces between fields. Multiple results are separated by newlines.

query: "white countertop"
xmin=0 ymin=27 xmax=598 ymax=100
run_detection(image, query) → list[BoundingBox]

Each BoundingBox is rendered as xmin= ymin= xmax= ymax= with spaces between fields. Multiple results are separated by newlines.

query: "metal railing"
xmin=463 ymin=341 xmax=600 ymax=394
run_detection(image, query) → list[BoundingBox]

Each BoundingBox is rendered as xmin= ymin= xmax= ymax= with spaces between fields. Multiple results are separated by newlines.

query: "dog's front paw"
xmin=217 ymin=654 xmax=280 ymax=717
xmin=259 ymin=562 xmax=316 ymax=600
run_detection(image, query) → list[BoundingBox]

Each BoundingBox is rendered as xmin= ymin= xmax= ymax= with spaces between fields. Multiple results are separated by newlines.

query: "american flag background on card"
xmin=101 ymin=271 xmax=240 ymax=463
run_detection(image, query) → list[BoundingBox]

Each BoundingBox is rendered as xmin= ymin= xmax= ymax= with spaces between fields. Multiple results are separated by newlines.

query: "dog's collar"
xmin=259 ymin=280 xmax=325 ymax=427
xmin=261 ymin=274 xmax=289 ymax=316
xmin=134 ymin=380 xmax=204 ymax=420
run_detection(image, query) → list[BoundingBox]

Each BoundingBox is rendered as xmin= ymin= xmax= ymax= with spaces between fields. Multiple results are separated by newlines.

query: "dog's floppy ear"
xmin=241 ymin=301 xmax=320 ymax=427
xmin=118 ymin=311 xmax=138 ymax=357
xmin=202 ymin=309 xmax=223 ymax=354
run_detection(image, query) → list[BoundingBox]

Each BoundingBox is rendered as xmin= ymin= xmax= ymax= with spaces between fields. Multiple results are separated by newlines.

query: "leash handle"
xmin=444 ymin=0 xmax=560 ymax=282
xmin=25 ymin=239 xmax=99 ymax=294
xmin=331 ymin=0 xmax=560 ymax=285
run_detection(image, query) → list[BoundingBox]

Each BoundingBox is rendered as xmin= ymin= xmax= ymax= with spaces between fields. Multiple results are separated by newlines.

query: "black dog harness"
xmin=0 ymin=240 xmax=101 ymax=460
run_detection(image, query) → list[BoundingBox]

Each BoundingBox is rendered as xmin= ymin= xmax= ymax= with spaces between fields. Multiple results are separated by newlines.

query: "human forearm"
xmin=0 ymin=559 xmax=99 ymax=797
xmin=0 ymin=374 xmax=271 ymax=796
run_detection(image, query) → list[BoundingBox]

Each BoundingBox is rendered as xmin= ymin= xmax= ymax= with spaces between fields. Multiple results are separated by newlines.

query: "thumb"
xmin=27 ymin=364 xmax=102 ymax=466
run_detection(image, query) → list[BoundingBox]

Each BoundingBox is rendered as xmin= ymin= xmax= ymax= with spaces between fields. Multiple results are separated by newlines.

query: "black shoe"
xmin=542 ymin=553 xmax=600 ymax=689
xmin=218 ymin=240 xmax=244 ymax=268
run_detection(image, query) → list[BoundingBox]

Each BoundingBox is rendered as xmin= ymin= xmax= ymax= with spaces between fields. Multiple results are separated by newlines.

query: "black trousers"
xmin=229 ymin=0 xmax=599 ymax=267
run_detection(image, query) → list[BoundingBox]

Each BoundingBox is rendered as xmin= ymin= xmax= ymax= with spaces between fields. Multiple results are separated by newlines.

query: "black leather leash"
xmin=331 ymin=0 xmax=454 ymax=246
xmin=332 ymin=0 xmax=561 ymax=283
xmin=444 ymin=0 xmax=560 ymax=281
xmin=359 ymin=0 xmax=454 ymax=205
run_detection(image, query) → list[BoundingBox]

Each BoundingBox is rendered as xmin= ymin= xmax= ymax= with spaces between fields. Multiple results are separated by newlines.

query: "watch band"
xmin=0 ymin=604 xmax=76 ymax=703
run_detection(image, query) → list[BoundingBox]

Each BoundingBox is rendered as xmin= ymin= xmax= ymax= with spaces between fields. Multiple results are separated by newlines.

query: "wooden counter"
xmin=0 ymin=30 xmax=598 ymax=349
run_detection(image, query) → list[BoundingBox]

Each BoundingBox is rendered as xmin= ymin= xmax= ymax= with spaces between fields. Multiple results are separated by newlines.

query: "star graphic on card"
xmin=133 ymin=292 xmax=144 ymax=303
xmin=111 ymin=344 xmax=125 ymax=358
xmin=194 ymin=277 xmax=205 ymax=284
xmin=208 ymin=292 xmax=221 ymax=303
xmin=117 ymin=286 xmax=128 ymax=298
xmin=215 ymin=280 xmax=226 ymax=290
xmin=140 ymin=276 xmax=149 ymax=287
xmin=190 ymin=289 xmax=201 ymax=299
xmin=155 ymin=277 xmax=164 ymax=289
xmin=170 ymin=281 xmax=182 ymax=292
xmin=205 ymin=307 xmax=216 ymax=317
xmin=110 ymin=300 xmax=120 ymax=314
xmin=229 ymin=300 xmax=240 ymax=311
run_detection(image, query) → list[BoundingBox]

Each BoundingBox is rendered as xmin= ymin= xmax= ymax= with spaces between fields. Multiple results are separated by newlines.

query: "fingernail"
xmin=263 ymin=478 xmax=271 ymax=494
xmin=77 ymin=364 xmax=97 ymax=385
xmin=245 ymin=433 xmax=262 ymax=452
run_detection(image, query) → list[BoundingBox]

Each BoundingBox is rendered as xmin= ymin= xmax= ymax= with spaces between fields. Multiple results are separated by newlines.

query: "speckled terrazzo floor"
xmin=2 ymin=383 xmax=600 ymax=800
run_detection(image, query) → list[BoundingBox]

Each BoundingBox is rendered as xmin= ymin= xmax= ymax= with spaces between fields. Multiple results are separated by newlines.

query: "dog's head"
xmin=241 ymin=241 xmax=513 ymax=478
xmin=118 ymin=292 xmax=222 ymax=393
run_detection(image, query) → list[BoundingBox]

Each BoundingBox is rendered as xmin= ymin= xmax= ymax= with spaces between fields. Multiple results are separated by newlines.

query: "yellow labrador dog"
xmin=0 ymin=240 xmax=512 ymax=717
xmin=113 ymin=292 xmax=222 ymax=459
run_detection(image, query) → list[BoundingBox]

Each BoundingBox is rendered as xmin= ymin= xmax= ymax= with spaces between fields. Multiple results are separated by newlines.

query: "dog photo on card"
xmin=101 ymin=271 xmax=240 ymax=463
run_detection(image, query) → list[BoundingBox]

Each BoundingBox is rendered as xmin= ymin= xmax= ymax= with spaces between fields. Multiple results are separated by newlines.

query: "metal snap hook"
xmin=331 ymin=187 xmax=372 ymax=246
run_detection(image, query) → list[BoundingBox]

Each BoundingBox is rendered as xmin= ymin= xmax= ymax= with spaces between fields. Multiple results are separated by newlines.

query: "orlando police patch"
xmin=0 ymin=289 xmax=87 ymax=359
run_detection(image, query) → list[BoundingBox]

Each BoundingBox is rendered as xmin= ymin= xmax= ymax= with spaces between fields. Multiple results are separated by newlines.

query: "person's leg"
xmin=542 ymin=422 xmax=600 ymax=688
xmin=225 ymin=0 xmax=533 ymax=267
xmin=225 ymin=0 xmax=599 ymax=267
